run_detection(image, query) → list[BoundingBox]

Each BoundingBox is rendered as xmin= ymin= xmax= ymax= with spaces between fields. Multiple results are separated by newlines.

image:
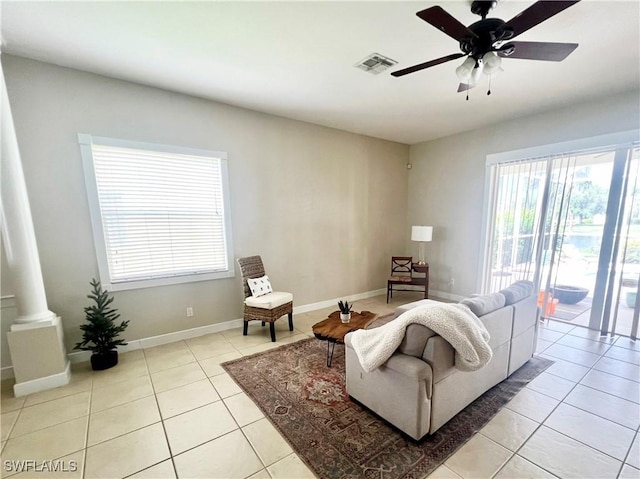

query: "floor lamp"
xmin=411 ymin=226 xmax=433 ymax=265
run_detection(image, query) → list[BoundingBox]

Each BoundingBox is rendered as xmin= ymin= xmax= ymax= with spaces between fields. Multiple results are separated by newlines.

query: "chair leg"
xmin=387 ymin=285 xmax=390 ymax=303
xmin=269 ymin=322 xmax=276 ymax=342
xmin=243 ymin=321 xmax=248 ymax=336
xmin=288 ymin=312 xmax=293 ymax=331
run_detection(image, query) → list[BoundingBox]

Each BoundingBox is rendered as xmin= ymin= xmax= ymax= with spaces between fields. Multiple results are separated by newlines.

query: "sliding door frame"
xmin=590 ymin=148 xmax=630 ymax=330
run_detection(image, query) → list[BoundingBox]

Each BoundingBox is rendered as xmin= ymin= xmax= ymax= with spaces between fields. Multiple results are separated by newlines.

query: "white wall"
xmin=408 ymin=89 xmax=640 ymax=297
xmin=0 ymin=55 xmax=410 ymax=367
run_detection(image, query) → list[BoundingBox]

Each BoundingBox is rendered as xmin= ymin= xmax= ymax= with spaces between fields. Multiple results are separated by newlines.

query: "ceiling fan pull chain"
xmin=487 ymin=75 xmax=492 ymax=96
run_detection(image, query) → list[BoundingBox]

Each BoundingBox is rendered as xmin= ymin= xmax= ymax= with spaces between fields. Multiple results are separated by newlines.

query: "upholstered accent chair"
xmin=237 ymin=255 xmax=293 ymax=342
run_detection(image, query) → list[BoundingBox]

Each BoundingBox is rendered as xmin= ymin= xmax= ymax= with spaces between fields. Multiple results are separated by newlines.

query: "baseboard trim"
xmin=293 ymin=289 xmax=386 ymax=314
xmin=67 ymin=317 xmax=245 ymax=364
xmin=430 ymin=290 xmax=465 ymax=302
xmin=13 ymin=361 xmax=71 ymax=397
xmin=68 ymin=288 xmax=386 ymax=364
xmin=9 ymin=287 xmax=390 ymax=374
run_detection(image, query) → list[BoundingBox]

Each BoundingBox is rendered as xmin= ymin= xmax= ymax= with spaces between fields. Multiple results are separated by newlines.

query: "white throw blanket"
xmin=349 ymin=303 xmax=492 ymax=373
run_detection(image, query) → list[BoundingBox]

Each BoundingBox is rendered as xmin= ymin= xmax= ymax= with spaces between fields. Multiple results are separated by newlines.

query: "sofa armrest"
xmin=344 ymin=338 xmax=433 ymax=397
xmin=422 ymin=335 xmax=456 ymax=383
xmin=384 ymin=353 xmax=433 ymax=382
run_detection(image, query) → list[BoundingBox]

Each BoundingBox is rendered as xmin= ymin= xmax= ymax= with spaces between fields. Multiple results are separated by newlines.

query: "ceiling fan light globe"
xmin=455 ymin=56 xmax=476 ymax=81
xmin=468 ymin=64 xmax=484 ymax=87
xmin=482 ymin=52 xmax=502 ymax=75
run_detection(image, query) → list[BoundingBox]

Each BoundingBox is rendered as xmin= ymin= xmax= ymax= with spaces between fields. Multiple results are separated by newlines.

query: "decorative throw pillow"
xmin=247 ymin=275 xmax=273 ymax=297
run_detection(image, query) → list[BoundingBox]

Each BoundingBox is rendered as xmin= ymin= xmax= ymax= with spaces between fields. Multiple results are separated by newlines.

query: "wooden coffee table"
xmin=312 ymin=310 xmax=378 ymax=367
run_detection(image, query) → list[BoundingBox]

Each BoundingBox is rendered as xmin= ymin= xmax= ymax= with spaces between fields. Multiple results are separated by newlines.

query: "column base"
xmin=7 ymin=315 xmax=70 ymax=397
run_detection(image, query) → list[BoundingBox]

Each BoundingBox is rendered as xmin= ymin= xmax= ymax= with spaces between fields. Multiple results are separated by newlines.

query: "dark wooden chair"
xmin=387 ymin=256 xmax=414 ymax=303
xmin=237 ymin=255 xmax=293 ymax=342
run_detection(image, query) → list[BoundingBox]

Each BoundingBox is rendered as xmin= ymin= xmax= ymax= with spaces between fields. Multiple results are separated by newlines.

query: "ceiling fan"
xmin=391 ymin=0 xmax=581 ymax=95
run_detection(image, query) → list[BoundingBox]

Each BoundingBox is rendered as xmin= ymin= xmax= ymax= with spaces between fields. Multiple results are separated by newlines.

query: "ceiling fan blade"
xmin=498 ymin=41 xmax=579 ymax=61
xmin=391 ymin=53 xmax=465 ymax=77
xmin=502 ymin=1 xmax=581 ymax=39
xmin=416 ymin=6 xmax=478 ymax=42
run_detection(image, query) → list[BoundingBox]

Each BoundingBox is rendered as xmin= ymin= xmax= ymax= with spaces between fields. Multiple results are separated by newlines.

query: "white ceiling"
xmin=1 ymin=1 xmax=638 ymax=145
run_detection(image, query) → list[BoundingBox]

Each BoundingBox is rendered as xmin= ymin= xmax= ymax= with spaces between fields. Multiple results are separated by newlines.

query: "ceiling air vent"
xmin=354 ymin=53 xmax=397 ymax=75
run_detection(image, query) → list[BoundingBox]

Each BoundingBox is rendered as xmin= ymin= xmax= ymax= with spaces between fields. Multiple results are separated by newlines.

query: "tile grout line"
xmin=183 ymin=334 xmax=273 ymax=475
xmin=494 ymin=323 xmax=624 ymax=477
xmin=614 ymin=421 xmax=640 ymax=479
xmin=491 ymin=323 xmax=571 ymax=479
xmin=499 ymin=331 xmax=635 ymax=477
xmin=188 ymin=336 xmax=276 ymax=476
xmin=139 ymin=346 xmax=178 ymax=479
xmin=1 ymin=395 xmax=26 ymax=479
xmin=215 ymin=339 xmax=280 ymax=475
xmin=80 ymin=371 xmax=96 ymax=479
xmin=4 ymin=371 xmax=93 ymax=478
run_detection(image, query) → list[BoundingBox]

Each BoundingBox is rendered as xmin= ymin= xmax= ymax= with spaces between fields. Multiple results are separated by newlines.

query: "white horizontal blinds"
xmin=91 ymin=145 xmax=228 ymax=284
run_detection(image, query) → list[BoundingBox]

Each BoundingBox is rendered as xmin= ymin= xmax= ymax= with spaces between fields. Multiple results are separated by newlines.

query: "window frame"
xmin=78 ymin=134 xmax=234 ymax=291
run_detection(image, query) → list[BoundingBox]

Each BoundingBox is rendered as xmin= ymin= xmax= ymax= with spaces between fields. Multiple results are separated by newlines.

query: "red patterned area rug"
xmin=223 ymin=337 xmax=552 ymax=479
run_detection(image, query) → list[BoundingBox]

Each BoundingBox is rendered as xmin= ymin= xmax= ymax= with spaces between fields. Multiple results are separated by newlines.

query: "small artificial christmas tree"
xmin=75 ymin=278 xmax=129 ymax=370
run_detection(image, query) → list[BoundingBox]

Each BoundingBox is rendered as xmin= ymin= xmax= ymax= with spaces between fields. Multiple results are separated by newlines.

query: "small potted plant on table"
xmin=338 ymin=300 xmax=353 ymax=323
xmin=75 ymin=279 xmax=129 ymax=371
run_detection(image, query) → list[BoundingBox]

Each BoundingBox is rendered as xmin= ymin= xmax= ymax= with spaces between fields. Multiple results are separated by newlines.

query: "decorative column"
xmin=1 ymin=56 xmax=69 ymax=396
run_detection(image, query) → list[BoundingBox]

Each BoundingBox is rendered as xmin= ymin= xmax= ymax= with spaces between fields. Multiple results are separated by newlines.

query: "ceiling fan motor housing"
xmin=460 ymin=18 xmax=513 ymax=59
xmin=470 ymin=0 xmax=498 ymax=18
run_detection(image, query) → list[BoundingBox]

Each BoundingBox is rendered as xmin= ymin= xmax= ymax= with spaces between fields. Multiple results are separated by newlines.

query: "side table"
xmin=412 ymin=263 xmax=429 ymax=299
xmin=312 ymin=311 xmax=377 ymax=367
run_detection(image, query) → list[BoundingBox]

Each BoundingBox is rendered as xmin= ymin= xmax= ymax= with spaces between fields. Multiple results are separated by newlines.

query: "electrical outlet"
xmin=449 ymin=278 xmax=455 ymax=287
xmin=186 ymin=307 xmax=193 ymax=317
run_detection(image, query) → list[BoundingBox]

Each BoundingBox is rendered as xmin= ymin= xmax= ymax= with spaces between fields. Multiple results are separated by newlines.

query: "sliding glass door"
xmin=483 ymin=143 xmax=639 ymax=338
xmin=592 ymin=148 xmax=640 ymax=338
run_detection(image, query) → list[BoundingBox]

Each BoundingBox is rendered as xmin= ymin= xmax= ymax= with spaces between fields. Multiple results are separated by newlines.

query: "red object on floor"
xmin=538 ymin=291 xmax=559 ymax=317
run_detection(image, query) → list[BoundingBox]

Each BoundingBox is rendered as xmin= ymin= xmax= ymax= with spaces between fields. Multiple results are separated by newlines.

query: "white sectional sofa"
xmin=344 ymin=281 xmax=539 ymax=440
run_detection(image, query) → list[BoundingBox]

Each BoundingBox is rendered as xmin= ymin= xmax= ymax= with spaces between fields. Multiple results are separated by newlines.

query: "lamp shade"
xmin=411 ymin=226 xmax=433 ymax=242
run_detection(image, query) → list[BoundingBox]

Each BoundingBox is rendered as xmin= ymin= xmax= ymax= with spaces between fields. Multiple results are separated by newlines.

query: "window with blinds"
xmin=79 ymin=135 xmax=234 ymax=291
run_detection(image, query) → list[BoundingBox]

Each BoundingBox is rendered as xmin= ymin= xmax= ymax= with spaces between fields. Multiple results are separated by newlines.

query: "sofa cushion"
xmin=244 ymin=291 xmax=292 ymax=309
xmin=480 ymin=306 xmax=514 ymax=349
xmin=500 ymin=280 xmax=534 ymax=305
xmin=459 ymin=293 xmax=506 ymax=317
xmin=512 ymin=294 xmax=539 ymax=337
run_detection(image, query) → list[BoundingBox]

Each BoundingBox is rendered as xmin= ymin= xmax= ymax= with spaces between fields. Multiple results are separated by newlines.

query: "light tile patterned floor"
xmin=1 ymin=292 xmax=638 ymax=478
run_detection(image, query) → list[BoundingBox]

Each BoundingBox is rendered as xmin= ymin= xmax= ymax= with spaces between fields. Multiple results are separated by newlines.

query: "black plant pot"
xmin=90 ymin=350 xmax=119 ymax=371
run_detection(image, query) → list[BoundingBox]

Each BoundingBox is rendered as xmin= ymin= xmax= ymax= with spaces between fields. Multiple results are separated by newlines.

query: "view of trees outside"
xmin=550 ymin=162 xmax=612 ymax=296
